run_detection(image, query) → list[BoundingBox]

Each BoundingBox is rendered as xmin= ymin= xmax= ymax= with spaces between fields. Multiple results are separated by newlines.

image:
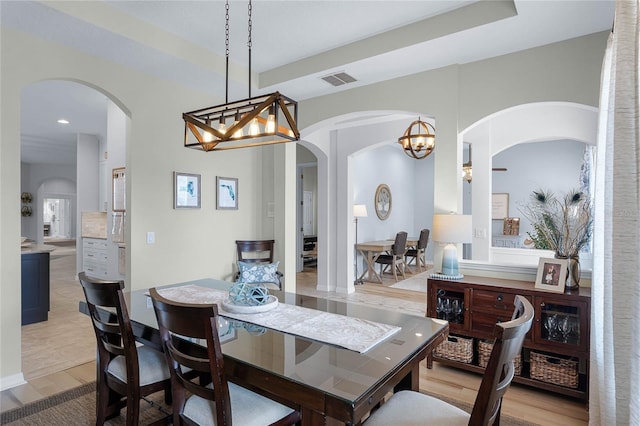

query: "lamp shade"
xmin=432 ymin=214 xmax=472 ymax=278
xmin=432 ymin=214 xmax=472 ymax=243
xmin=353 ymin=204 xmax=368 ymax=217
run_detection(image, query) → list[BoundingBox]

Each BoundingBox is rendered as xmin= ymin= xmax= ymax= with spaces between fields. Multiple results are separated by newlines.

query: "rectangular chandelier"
xmin=183 ymin=92 xmax=299 ymax=151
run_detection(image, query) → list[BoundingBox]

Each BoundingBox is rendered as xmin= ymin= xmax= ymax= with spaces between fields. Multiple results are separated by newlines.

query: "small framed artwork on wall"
xmin=174 ymin=172 xmax=201 ymax=209
xmin=217 ymin=176 xmax=238 ymax=210
xmin=492 ymin=193 xmax=509 ymax=220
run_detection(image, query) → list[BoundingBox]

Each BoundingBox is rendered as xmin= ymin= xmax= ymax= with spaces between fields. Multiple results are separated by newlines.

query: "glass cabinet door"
xmin=429 ymin=284 xmax=470 ymax=332
xmin=535 ymin=297 xmax=588 ymax=352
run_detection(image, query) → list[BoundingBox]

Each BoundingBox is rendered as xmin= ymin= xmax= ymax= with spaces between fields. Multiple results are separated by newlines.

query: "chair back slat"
xmin=150 ymin=288 xmax=232 ymax=426
xmin=91 ymin=317 xmax=122 ymax=335
xmin=469 ymin=295 xmax=534 ymax=426
xmin=236 ymin=239 xmax=275 ymax=264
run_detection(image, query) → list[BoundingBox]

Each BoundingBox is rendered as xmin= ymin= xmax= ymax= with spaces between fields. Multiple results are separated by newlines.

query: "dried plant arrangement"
xmin=521 ymin=189 xmax=593 ymax=258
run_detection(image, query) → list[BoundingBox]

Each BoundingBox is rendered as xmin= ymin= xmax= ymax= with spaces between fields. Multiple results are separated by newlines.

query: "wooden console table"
xmin=426 ymin=275 xmax=591 ymax=401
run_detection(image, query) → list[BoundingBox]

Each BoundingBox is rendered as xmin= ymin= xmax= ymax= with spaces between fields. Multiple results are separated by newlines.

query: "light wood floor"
xmin=0 ymin=258 xmax=588 ymax=425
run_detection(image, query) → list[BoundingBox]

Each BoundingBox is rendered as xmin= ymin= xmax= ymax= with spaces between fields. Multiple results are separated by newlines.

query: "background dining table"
xmin=355 ymin=237 xmax=418 ymax=283
xmin=80 ymin=278 xmax=448 ymax=425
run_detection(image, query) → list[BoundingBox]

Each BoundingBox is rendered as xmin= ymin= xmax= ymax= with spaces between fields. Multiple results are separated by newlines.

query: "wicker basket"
xmin=478 ymin=340 xmax=522 ymax=375
xmin=530 ymin=351 xmax=578 ymax=389
xmin=434 ymin=335 xmax=473 ymax=364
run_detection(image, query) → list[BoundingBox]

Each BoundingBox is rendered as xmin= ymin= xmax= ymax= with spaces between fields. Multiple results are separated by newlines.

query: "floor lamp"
xmin=431 ymin=213 xmax=472 ymax=279
xmin=353 ymin=204 xmax=368 ymax=285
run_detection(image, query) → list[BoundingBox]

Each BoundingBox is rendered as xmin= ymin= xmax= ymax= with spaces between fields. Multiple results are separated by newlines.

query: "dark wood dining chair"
xmin=405 ymin=228 xmax=430 ymax=272
xmin=78 ymin=272 xmax=171 ymax=425
xmin=364 ymin=295 xmax=534 ymax=426
xmin=235 ymin=239 xmax=283 ymax=289
xmin=149 ymin=288 xmax=301 ymax=426
xmin=374 ymin=231 xmax=407 ymax=282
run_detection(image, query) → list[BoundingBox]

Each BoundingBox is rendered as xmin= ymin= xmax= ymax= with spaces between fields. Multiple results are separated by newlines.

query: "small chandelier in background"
xmin=462 ymin=143 xmax=472 ymax=183
xmin=397 ymin=117 xmax=435 ymax=160
xmin=183 ymin=0 xmax=299 ymax=152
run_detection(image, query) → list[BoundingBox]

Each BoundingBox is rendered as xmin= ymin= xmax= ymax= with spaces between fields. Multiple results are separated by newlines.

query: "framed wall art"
xmin=174 ymin=172 xmax=201 ymax=209
xmin=491 ymin=193 xmax=509 ymax=220
xmin=217 ymin=176 xmax=238 ymax=210
xmin=534 ymin=257 xmax=568 ymax=293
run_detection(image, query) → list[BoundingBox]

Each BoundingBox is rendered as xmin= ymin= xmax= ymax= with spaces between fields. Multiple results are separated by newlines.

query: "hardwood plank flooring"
xmin=1 ymin=260 xmax=589 ymax=425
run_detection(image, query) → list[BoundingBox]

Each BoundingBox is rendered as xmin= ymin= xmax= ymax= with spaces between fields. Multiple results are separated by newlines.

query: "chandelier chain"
xmin=247 ymin=0 xmax=252 ymax=49
xmin=247 ymin=0 xmax=252 ymax=97
xmin=225 ymin=1 xmax=230 ymax=57
xmin=224 ymin=0 xmax=230 ymax=103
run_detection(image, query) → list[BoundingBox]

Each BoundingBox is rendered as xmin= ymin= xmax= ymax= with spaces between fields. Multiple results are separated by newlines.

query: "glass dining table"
xmin=82 ymin=278 xmax=448 ymax=425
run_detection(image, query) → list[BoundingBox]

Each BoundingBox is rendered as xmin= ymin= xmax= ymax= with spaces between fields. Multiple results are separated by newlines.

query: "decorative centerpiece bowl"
xmin=223 ymin=282 xmax=278 ymax=314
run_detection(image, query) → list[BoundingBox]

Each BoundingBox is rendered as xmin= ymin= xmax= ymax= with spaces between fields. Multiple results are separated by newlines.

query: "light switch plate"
xmin=146 ymin=231 xmax=155 ymax=244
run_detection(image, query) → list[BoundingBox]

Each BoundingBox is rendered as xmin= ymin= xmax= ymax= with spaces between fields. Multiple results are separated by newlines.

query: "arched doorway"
xmin=300 ymin=111 xmax=436 ymax=294
xmin=20 ymin=79 xmax=129 ymax=379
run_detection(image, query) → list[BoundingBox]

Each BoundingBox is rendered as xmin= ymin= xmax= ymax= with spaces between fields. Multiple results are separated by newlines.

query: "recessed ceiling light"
xmin=57 ymin=119 xmax=69 ymax=124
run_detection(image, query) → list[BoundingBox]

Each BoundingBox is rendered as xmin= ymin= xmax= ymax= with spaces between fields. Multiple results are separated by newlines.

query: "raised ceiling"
xmin=2 ymin=0 xmax=614 ymax=164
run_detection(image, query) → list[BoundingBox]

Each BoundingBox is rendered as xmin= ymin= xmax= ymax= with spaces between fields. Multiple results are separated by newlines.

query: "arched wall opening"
xmin=460 ymin=102 xmax=597 ymax=268
xmin=17 ymin=78 xmax=130 ymax=382
xmin=300 ymin=110 xmax=436 ymax=294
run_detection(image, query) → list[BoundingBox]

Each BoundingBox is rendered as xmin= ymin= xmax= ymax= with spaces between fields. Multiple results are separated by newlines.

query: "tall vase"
xmin=555 ymin=254 xmax=580 ymax=291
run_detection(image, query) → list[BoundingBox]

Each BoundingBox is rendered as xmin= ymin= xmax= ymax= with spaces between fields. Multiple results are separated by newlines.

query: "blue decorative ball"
xmin=229 ymin=282 xmax=270 ymax=306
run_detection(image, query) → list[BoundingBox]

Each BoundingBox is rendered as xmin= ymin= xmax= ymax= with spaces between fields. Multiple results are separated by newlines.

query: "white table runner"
xmin=157 ymin=285 xmax=400 ymax=353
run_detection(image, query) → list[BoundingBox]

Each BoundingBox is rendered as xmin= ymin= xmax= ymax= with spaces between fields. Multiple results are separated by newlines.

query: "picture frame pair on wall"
xmin=173 ymin=172 xmax=238 ymax=210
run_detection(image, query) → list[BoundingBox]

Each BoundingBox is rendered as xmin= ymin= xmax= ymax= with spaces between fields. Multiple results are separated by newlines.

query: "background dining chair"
xmin=149 ymin=288 xmax=301 ymax=426
xmin=365 ymin=295 xmax=534 ymax=426
xmin=375 ymin=231 xmax=408 ymax=282
xmin=78 ymin=272 xmax=171 ymax=425
xmin=235 ymin=239 xmax=283 ymax=289
xmin=405 ymin=228 xmax=430 ymax=272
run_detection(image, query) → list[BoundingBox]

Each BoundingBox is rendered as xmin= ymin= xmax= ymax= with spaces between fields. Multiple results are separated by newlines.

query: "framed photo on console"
xmin=534 ymin=257 xmax=568 ymax=293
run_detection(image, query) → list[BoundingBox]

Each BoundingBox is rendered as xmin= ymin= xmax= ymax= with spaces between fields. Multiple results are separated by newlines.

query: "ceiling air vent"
xmin=321 ymin=72 xmax=357 ymax=87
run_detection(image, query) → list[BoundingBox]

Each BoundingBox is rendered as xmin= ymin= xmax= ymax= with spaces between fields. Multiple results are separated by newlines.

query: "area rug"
xmin=1 ymin=382 xmax=539 ymax=425
xmin=1 ymin=382 xmax=170 ymax=425
xmin=389 ymin=270 xmax=430 ymax=292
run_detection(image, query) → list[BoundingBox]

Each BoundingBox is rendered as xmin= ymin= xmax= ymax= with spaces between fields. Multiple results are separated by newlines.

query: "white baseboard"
xmin=0 ymin=372 xmax=27 ymax=391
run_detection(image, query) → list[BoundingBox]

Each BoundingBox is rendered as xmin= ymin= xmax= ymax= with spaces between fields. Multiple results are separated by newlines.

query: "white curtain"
xmin=590 ymin=1 xmax=640 ymax=425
